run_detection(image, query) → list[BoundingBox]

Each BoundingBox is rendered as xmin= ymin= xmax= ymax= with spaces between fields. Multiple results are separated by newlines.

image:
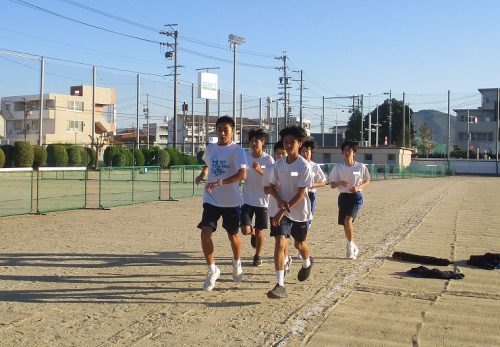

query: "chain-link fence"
xmin=0 ymin=168 xmax=33 ymax=216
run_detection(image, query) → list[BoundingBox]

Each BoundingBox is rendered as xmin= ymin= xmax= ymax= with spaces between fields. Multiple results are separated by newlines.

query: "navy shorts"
xmin=270 ymin=216 xmax=308 ymax=242
xmin=308 ymin=191 xmax=317 ymax=214
xmin=197 ymin=203 xmax=241 ymax=235
xmin=338 ymin=192 xmax=363 ymax=225
xmin=240 ymin=204 xmax=268 ymax=230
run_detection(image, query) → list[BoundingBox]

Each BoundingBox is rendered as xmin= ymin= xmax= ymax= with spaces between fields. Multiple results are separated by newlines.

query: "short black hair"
xmin=216 ymin=115 xmax=235 ymax=129
xmin=273 ymin=140 xmax=284 ymax=153
xmin=341 ymin=140 xmax=358 ymax=152
xmin=301 ymin=137 xmax=316 ymax=151
xmin=279 ymin=125 xmax=307 ymax=142
xmin=248 ymin=128 xmax=268 ymax=143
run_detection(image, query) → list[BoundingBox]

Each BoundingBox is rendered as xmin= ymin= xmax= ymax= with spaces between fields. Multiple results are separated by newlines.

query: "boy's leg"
xmin=343 ymin=216 xmax=354 ymax=241
xmin=274 ymin=235 xmax=287 ymax=271
xmin=222 ymin=206 xmax=244 ymax=281
xmin=291 ymin=222 xmax=313 ymax=282
xmin=228 ymin=233 xmax=242 ymax=260
xmin=255 ymin=228 xmax=264 ymax=256
xmin=201 ymin=226 xmax=215 ymax=264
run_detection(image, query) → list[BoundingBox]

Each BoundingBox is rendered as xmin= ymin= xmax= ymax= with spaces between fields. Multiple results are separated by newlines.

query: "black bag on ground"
xmin=392 ymin=251 xmax=451 ymax=266
xmin=407 ymin=266 xmax=464 ymax=280
xmin=467 ymin=253 xmax=500 ymax=270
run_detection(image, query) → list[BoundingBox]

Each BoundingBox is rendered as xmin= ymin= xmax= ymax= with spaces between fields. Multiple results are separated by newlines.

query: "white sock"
xmin=232 ymin=258 xmax=241 ymax=268
xmin=276 ymin=270 xmax=285 ymax=287
xmin=303 ymin=257 xmax=311 ymax=268
xmin=208 ymin=263 xmax=216 ymax=273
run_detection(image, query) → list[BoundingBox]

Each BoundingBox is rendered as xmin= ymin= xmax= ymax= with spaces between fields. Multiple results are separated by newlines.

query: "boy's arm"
xmin=353 ymin=178 xmax=370 ymax=192
xmin=287 ymin=187 xmax=307 ymax=208
xmin=269 ymin=184 xmax=289 ymax=212
xmin=206 ymin=168 xmax=247 ymax=192
xmin=195 ymin=166 xmax=208 ymax=185
xmin=252 ymin=161 xmax=264 ymax=175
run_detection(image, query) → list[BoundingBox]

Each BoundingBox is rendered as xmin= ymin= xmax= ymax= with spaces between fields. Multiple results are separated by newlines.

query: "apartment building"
xmin=0 ymin=85 xmax=116 ymax=145
xmin=454 ymin=88 xmax=499 ymax=154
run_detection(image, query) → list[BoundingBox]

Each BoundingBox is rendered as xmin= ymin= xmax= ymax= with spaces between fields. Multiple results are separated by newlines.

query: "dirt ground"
xmin=0 ymin=176 xmax=498 ymax=346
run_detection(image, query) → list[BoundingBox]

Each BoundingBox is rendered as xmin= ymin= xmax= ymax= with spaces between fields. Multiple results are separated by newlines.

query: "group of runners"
xmin=195 ymin=115 xmax=371 ymax=299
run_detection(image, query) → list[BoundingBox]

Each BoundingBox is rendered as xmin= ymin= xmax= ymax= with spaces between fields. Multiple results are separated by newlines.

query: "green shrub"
xmin=66 ymin=146 xmax=82 ymax=167
xmin=14 ymin=141 xmax=34 ymax=167
xmin=0 ymin=147 xmax=5 ymax=168
xmin=103 ymin=146 xmax=122 ymax=166
xmin=0 ymin=145 xmax=14 ymax=168
xmin=123 ymin=148 xmax=133 ymax=166
xmin=112 ymin=153 xmax=127 ymax=167
xmin=32 ymin=145 xmax=47 ymax=169
xmin=158 ymin=149 xmax=170 ymax=169
xmin=76 ymin=146 xmax=87 ymax=166
xmin=181 ymin=153 xmax=198 ymax=165
xmin=84 ymin=147 xmax=96 ymax=168
xmin=196 ymin=150 xmax=204 ymax=164
xmin=134 ymin=149 xmax=145 ymax=166
xmin=46 ymin=144 xmax=68 ymax=167
xmin=165 ymin=147 xmax=181 ymax=166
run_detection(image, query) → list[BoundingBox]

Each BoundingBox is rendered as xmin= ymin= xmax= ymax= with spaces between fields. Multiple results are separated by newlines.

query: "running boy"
xmin=195 ymin=116 xmax=247 ymax=291
xmin=328 ymin=140 xmax=370 ymax=260
xmin=299 ymin=137 xmax=327 ymax=216
xmin=240 ymin=129 xmax=274 ymax=267
xmin=266 ymin=126 xmax=314 ymax=299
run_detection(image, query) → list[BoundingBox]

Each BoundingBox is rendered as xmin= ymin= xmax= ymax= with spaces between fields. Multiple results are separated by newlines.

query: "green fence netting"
xmin=0 ymin=168 xmax=33 ymax=216
xmin=99 ymin=166 xmax=161 ymax=208
xmin=169 ymin=165 xmax=205 ymax=200
xmin=36 ymin=167 xmax=87 ymax=214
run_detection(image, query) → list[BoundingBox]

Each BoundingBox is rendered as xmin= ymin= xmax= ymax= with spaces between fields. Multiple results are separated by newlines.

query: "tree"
xmin=416 ymin=122 xmax=434 ymax=157
xmin=347 ymin=98 xmax=415 ymax=147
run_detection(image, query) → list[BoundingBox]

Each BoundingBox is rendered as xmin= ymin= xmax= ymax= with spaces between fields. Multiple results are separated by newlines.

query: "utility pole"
xmin=275 ymin=52 xmax=291 ymax=127
xmin=191 ymin=83 xmax=195 ymax=155
xmin=402 ymin=92 xmax=406 ymax=148
xmin=144 ymin=94 xmax=150 ymax=149
xmin=38 ymin=56 xmax=44 ymax=146
xmin=447 ymin=90 xmax=451 ymax=159
xmin=161 ymin=24 xmax=179 ymax=149
xmin=293 ymin=69 xmax=304 ymax=127
xmin=229 ymin=34 xmax=245 ymax=123
xmin=368 ymin=93 xmax=372 ymax=147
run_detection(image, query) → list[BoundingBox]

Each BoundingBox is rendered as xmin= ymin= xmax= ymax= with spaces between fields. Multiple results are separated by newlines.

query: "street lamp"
xmin=228 ymin=34 xmax=245 ymax=127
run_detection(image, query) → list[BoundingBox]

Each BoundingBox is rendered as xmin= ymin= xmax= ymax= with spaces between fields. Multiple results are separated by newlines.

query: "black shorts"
xmin=197 ymin=203 xmax=241 ymax=235
xmin=270 ymin=216 xmax=308 ymax=242
xmin=308 ymin=191 xmax=317 ymax=214
xmin=338 ymin=192 xmax=363 ymax=225
xmin=240 ymin=204 xmax=268 ymax=230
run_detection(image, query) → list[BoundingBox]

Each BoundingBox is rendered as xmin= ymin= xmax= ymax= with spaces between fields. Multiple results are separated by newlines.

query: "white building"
xmin=143 ymin=121 xmax=168 ymax=147
xmin=1 ymin=85 xmax=116 ymax=145
xmin=454 ymin=88 xmax=499 ymax=154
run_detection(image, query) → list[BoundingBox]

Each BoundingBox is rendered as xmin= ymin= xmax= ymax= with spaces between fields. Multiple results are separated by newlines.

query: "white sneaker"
xmin=346 ymin=242 xmax=359 ymax=260
xmin=284 ymin=256 xmax=293 ymax=276
xmin=203 ymin=266 xmax=221 ymax=291
xmin=232 ymin=264 xmax=243 ymax=282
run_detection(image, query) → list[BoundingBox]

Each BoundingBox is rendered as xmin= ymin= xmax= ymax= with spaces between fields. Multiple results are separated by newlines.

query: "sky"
xmin=1 ymin=0 xmax=499 ymax=131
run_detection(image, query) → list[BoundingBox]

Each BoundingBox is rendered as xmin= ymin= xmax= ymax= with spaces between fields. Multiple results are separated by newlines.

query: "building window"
xmin=66 ymin=120 xmax=84 ymax=132
xmin=388 ymin=154 xmax=395 ymax=162
xmin=67 ymin=100 xmax=84 ymax=112
xmin=322 ymin=153 xmax=331 ymax=163
xmin=14 ymin=120 xmax=22 ymax=130
xmin=364 ymin=154 xmax=373 ymax=162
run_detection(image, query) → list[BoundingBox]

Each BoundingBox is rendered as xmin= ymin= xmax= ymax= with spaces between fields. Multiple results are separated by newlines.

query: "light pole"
xmin=229 ymin=34 xmax=245 ymax=126
xmin=383 ymin=90 xmax=392 ymax=145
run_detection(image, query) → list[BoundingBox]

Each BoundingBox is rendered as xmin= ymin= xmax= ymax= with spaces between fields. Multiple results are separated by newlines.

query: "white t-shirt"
xmin=242 ymin=151 xmax=275 ymax=207
xmin=202 ymin=142 xmax=247 ymax=207
xmin=262 ymin=161 xmax=279 ymax=217
xmin=269 ymin=155 xmax=314 ymax=222
xmin=328 ymin=161 xmax=371 ymax=194
xmin=308 ymin=161 xmax=327 ymax=193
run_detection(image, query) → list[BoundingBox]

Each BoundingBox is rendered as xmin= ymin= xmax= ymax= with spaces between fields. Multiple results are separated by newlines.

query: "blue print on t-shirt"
xmin=211 ymin=155 xmax=230 ymax=177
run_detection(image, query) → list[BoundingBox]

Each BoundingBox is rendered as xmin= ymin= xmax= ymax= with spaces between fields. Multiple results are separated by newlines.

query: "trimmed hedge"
xmin=165 ymin=147 xmax=181 ymax=166
xmin=158 ymin=149 xmax=170 ymax=169
xmin=112 ymin=153 xmax=127 ymax=167
xmin=134 ymin=149 xmax=145 ymax=166
xmin=196 ymin=150 xmax=204 ymax=164
xmin=0 ymin=147 xmax=5 ymax=168
xmin=123 ymin=148 xmax=133 ymax=166
xmin=46 ymin=144 xmax=69 ymax=167
xmin=181 ymin=153 xmax=198 ymax=165
xmin=32 ymin=145 xmax=47 ymax=169
xmin=67 ymin=146 xmax=82 ymax=167
xmin=0 ymin=144 xmax=14 ymax=168
xmin=14 ymin=141 xmax=34 ymax=167
xmin=103 ymin=146 xmax=122 ymax=166
xmin=84 ymin=147 xmax=96 ymax=168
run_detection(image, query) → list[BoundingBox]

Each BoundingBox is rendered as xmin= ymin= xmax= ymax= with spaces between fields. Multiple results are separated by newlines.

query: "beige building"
xmin=1 ymin=85 xmax=116 ymax=145
xmin=314 ymin=146 xmax=413 ymax=167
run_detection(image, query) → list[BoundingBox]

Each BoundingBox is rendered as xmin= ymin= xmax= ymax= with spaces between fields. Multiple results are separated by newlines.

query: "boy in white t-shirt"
xmin=240 ymin=129 xmax=275 ymax=267
xmin=195 ymin=116 xmax=247 ymax=291
xmin=328 ymin=140 xmax=370 ymax=260
xmin=299 ymin=137 xmax=327 ymax=220
xmin=266 ymin=126 xmax=314 ymax=299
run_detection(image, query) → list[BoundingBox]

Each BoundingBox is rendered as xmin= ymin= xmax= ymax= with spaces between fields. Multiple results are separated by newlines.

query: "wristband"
xmin=219 ymin=178 xmax=223 ymax=186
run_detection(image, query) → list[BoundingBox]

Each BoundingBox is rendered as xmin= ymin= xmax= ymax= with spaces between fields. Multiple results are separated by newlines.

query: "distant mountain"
xmin=412 ymin=110 xmax=456 ymax=144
